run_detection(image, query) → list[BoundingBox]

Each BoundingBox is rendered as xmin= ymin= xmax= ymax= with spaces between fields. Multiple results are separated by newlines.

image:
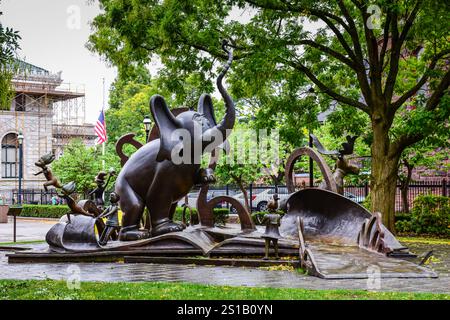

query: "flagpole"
xmin=102 ymin=77 xmax=106 ymax=170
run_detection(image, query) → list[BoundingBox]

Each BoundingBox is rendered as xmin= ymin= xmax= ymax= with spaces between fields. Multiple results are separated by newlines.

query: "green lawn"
xmin=0 ymin=240 xmax=45 ymax=246
xmin=0 ymin=280 xmax=448 ymax=300
xmin=398 ymin=236 xmax=450 ymax=245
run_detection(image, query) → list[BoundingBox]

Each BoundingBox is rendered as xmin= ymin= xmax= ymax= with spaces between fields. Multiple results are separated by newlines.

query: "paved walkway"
xmin=0 ymin=219 xmax=448 ymax=293
xmin=0 ymin=217 xmax=57 ymax=243
xmin=0 ymin=242 xmax=449 ymax=294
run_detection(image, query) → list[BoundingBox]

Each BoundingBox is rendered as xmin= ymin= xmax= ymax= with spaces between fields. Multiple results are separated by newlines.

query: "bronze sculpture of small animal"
xmin=267 ymin=194 xmax=280 ymax=213
xmin=311 ymin=134 xmax=360 ymax=194
xmin=34 ymin=152 xmax=62 ymax=191
xmin=115 ymin=41 xmax=236 ymax=240
xmin=57 ymin=182 xmax=94 ymax=223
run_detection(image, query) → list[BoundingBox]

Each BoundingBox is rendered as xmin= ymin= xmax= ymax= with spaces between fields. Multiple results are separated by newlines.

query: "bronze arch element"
xmin=284 ymin=146 xmax=338 ymax=193
xmin=115 ymin=133 xmax=144 ymax=167
xmin=197 ymin=192 xmax=255 ymax=231
xmin=357 ymin=211 xmax=391 ymax=254
xmin=196 ymin=149 xmax=255 ymax=231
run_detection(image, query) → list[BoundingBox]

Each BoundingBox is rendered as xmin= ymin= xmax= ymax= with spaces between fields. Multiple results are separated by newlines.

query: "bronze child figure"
xmin=98 ymin=192 xmax=121 ymax=246
xmin=261 ymin=213 xmax=282 ymax=260
xmin=88 ymin=168 xmax=116 ymax=210
xmin=34 ymin=152 xmax=62 ymax=192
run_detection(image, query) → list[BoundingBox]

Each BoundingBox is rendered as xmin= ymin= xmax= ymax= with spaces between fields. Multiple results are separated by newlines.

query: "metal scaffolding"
xmin=11 ymin=60 xmax=90 ymax=157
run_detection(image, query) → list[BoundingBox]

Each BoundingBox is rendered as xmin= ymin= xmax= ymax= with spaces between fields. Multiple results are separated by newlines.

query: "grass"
xmin=398 ymin=236 xmax=450 ymax=245
xmin=0 ymin=240 xmax=45 ymax=246
xmin=0 ymin=280 xmax=448 ymax=300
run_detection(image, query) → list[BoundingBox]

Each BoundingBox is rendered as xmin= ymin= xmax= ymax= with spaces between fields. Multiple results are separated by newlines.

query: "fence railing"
xmin=7 ymin=179 xmax=448 ymax=214
xmin=8 ymin=189 xmax=82 ymax=206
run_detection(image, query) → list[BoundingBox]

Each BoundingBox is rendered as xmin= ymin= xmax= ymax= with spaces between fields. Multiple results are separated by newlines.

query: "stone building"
xmin=0 ymin=61 xmax=96 ymax=204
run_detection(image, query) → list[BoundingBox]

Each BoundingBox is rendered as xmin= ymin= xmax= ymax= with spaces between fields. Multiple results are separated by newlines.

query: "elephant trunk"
xmin=215 ymin=41 xmax=235 ymax=138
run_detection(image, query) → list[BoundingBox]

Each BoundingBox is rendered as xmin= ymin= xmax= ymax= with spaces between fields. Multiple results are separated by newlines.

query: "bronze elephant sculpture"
xmin=115 ymin=42 xmax=235 ymax=240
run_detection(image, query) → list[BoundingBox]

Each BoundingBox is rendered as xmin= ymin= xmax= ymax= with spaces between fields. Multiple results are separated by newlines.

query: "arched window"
xmin=1 ymin=133 xmax=19 ymax=178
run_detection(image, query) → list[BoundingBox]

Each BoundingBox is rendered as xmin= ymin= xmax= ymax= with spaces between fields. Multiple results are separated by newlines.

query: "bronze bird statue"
xmin=310 ymin=133 xmax=357 ymax=159
xmin=338 ymin=135 xmax=358 ymax=158
xmin=267 ymin=194 xmax=280 ymax=213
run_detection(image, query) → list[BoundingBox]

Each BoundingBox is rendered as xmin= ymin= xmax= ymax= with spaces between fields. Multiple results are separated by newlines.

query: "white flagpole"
xmin=102 ymin=77 xmax=106 ymax=170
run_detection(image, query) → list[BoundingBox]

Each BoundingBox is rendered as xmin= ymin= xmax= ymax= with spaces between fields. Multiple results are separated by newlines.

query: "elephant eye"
xmin=193 ymin=114 xmax=210 ymax=129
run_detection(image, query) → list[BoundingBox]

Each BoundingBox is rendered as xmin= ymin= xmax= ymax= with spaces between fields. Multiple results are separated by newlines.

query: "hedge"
xmin=19 ymin=204 xmax=230 ymax=226
xmin=395 ymin=195 xmax=449 ymax=236
xmin=251 ymin=211 xmax=285 ymax=225
xmin=173 ymin=207 xmax=229 ymax=225
xmin=19 ymin=204 xmax=288 ymax=226
xmin=20 ymin=205 xmax=68 ymax=219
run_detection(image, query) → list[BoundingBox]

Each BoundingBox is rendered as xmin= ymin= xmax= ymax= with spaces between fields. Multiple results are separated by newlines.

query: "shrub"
xmin=361 ymin=193 xmax=371 ymax=211
xmin=173 ymin=207 xmax=229 ymax=226
xmin=395 ymin=213 xmax=411 ymax=223
xmin=251 ymin=211 xmax=285 ymax=225
xmin=395 ymin=195 xmax=449 ymax=236
xmin=20 ymin=204 xmax=230 ymax=226
xmin=20 ymin=205 xmax=68 ymax=219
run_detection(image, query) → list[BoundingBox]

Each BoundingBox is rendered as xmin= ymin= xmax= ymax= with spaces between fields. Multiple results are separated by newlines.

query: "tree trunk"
xmin=400 ymin=186 xmax=408 ymax=214
xmin=231 ymin=174 xmax=250 ymax=212
xmin=370 ymin=119 xmax=399 ymax=232
xmin=239 ymin=182 xmax=250 ymax=212
xmin=270 ymin=171 xmax=284 ymax=186
xmin=399 ymin=160 xmax=413 ymax=214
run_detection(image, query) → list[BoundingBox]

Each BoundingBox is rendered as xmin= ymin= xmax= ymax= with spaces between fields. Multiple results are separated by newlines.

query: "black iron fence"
xmin=8 ymin=189 xmax=82 ymax=206
xmin=7 ymin=179 xmax=449 ymax=213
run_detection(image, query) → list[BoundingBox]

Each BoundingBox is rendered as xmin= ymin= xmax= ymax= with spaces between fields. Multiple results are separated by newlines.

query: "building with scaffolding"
xmin=0 ymin=61 xmax=97 ymax=204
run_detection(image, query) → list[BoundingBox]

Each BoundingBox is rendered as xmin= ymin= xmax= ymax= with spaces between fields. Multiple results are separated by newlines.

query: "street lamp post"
xmin=15 ymin=132 xmax=24 ymax=243
xmin=143 ymin=116 xmax=151 ymax=143
xmin=309 ymin=132 xmax=314 ymax=187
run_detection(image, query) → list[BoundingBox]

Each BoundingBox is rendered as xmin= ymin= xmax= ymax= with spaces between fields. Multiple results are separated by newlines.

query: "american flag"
xmin=95 ymin=109 xmax=107 ymax=144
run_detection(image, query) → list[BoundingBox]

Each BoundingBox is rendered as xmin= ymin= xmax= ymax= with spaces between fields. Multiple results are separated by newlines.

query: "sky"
xmin=0 ymin=0 xmax=117 ymax=124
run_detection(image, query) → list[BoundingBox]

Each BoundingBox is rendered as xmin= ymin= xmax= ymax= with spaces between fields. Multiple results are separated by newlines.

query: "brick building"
xmin=0 ymin=61 xmax=96 ymax=204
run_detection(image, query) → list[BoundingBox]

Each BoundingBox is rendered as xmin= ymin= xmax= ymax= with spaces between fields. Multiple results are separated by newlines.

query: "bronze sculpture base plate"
xmin=301 ymin=242 xmax=437 ymax=279
xmin=6 ymin=188 xmax=439 ymax=279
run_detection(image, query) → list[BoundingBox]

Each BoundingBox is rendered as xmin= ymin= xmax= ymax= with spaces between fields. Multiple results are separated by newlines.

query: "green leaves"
xmin=0 ymin=4 xmax=21 ymax=110
xmin=88 ymin=0 xmax=449 ymax=211
xmin=396 ymin=195 xmax=450 ymax=236
xmin=0 ymin=24 xmax=20 ymax=65
xmin=52 ymin=139 xmax=117 ymax=194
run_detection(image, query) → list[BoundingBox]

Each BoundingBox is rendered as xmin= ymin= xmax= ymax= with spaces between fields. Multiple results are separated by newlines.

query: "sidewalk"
xmin=0 ymin=217 xmax=57 ymax=243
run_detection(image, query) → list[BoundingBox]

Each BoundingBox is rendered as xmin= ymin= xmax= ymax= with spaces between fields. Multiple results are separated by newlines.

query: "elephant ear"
xmin=198 ymin=94 xmax=217 ymax=126
xmin=150 ymin=95 xmax=182 ymax=162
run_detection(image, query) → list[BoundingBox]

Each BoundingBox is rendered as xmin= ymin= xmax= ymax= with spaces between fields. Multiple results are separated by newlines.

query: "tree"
xmin=52 ymin=140 xmax=116 ymax=195
xmin=89 ymin=0 xmax=450 ymax=231
xmin=213 ymin=126 xmax=266 ymax=211
xmin=0 ymin=4 xmax=20 ymax=110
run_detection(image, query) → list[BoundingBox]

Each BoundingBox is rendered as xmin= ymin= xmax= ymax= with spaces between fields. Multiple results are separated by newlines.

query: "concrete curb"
xmin=16 ymin=216 xmax=59 ymax=222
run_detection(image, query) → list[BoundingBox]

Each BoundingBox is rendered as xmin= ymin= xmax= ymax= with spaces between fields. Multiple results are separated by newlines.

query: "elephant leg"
xmin=147 ymin=192 xmax=185 ymax=237
xmin=117 ymin=181 xmax=149 ymax=241
xmin=168 ymin=202 xmax=177 ymax=221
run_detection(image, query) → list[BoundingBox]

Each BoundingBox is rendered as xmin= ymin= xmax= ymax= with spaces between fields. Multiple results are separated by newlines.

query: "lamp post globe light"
xmin=143 ymin=115 xmax=151 ymax=143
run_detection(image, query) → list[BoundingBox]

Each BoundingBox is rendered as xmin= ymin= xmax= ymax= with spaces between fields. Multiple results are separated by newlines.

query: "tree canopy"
xmin=0 ymin=3 xmax=20 ymax=110
xmin=89 ymin=0 xmax=450 ymax=230
xmin=52 ymin=140 xmax=119 ymax=195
